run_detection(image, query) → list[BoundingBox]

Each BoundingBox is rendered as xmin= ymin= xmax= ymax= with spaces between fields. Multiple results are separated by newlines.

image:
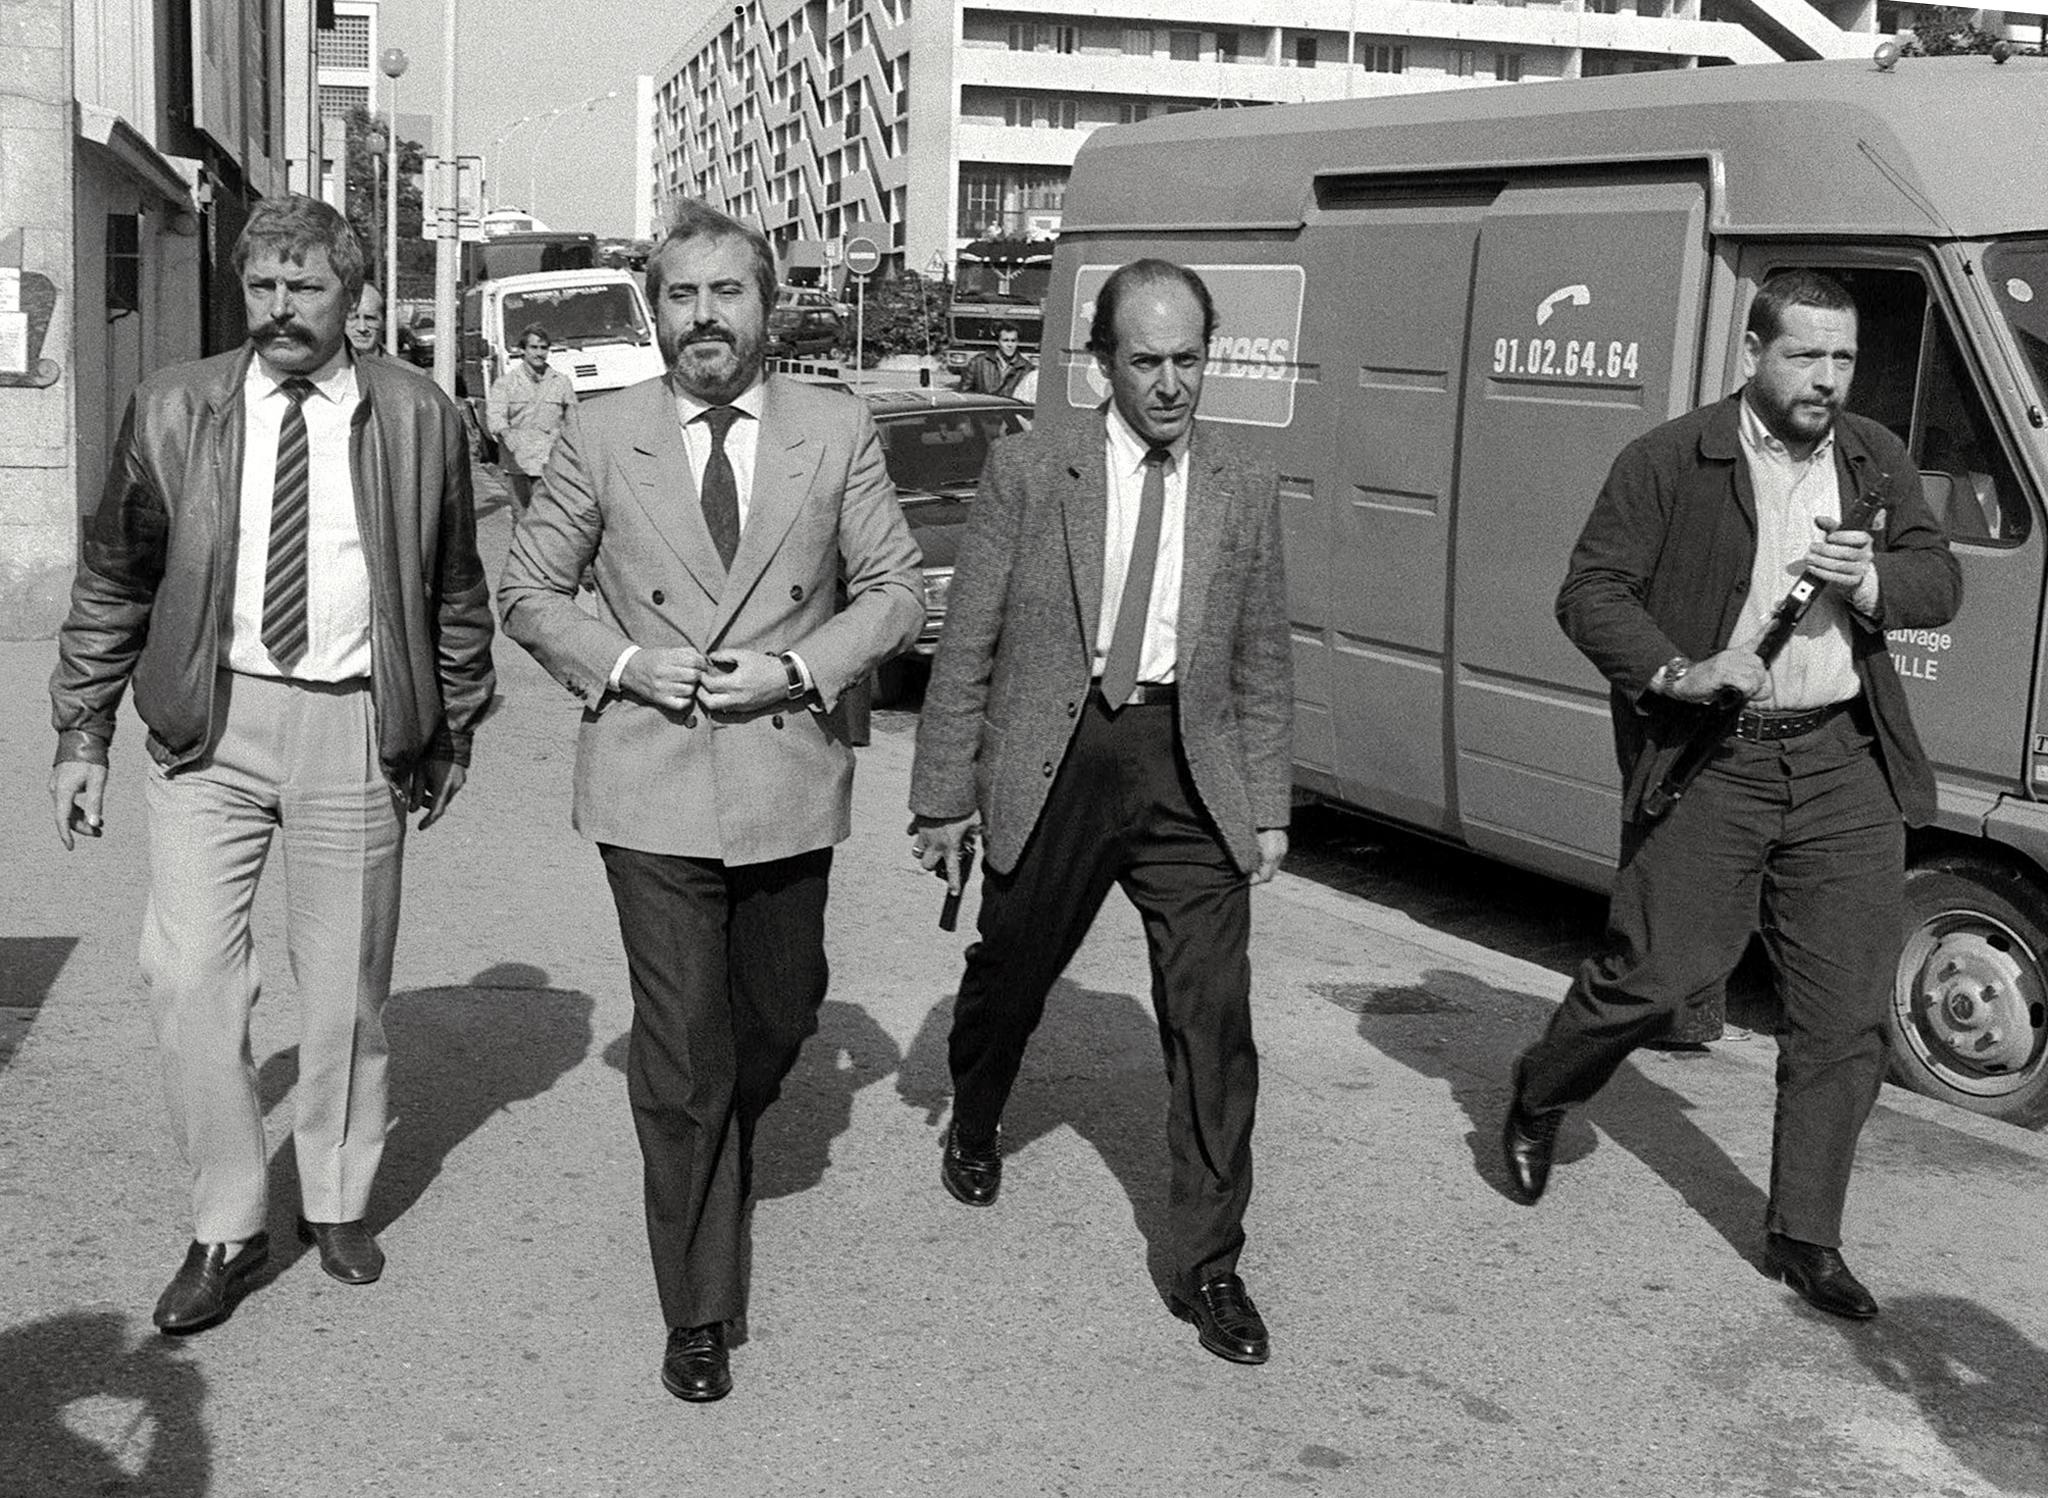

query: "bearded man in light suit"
xmin=910 ymin=259 xmax=1294 ymax=1366
xmin=498 ymin=200 xmax=922 ymax=1403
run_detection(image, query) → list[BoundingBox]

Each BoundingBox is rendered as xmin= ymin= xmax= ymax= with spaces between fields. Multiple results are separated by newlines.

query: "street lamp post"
xmin=487 ymin=114 xmax=537 ymax=213
xmin=528 ymin=89 xmax=619 ymax=223
xmin=432 ymin=0 xmax=459 ymax=397
xmin=380 ymin=46 xmax=409 ymax=355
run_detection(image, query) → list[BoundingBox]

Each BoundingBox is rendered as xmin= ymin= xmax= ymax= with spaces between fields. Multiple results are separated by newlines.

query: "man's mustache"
xmin=257 ymin=322 xmax=311 ymax=343
xmin=681 ymin=325 xmax=735 ymax=348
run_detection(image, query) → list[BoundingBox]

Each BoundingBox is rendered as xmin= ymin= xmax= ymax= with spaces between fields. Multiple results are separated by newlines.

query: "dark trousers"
xmin=599 ymin=844 xmax=832 ymax=1329
xmin=1516 ymin=706 xmax=1904 ymax=1246
xmin=950 ymin=694 xmax=1258 ymax=1297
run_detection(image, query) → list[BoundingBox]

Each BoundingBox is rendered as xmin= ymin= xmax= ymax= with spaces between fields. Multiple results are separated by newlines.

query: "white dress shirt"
xmin=1735 ymin=396 xmax=1878 ymax=710
xmin=230 ymin=352 xmax=372 ymax=681
xmin=1094 ymin=405 xmax=1189 ymax=684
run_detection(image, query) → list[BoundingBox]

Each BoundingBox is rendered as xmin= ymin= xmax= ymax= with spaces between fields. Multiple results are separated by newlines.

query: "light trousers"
xmin=139 ymin=672 xmax=405 ymax=1242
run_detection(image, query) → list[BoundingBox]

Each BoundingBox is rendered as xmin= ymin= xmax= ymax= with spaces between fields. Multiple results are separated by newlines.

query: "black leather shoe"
xmin=1502 ymin=1074 xmax=1566 ymax=1205
xmin=661 ymin=1323 xmax=732 ymax=1402
xmin=296 ymin=1217 xmax=384 ymax=1285
xmin=1172 ymin=1273 xmax=1270 ymax=1365
xmin=1765 ymin=1232 xmax=1879 ymax=1320
xmin=153 ymin=1234 xmax=270 ymax=1334
xmin=940 ymin=1120 xmax=1001 ymax=1207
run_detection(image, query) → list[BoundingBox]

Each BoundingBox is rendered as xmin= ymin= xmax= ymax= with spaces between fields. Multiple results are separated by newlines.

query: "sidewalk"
xmin=3 ymin=481 xmax=2046 ymax=1497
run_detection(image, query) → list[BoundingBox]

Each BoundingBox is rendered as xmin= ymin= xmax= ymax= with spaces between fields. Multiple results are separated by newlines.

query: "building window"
xmin=316 ymin=13 xmax=371 ymax=69
xmin=960 ymin=174 xmax=1003 ymax=236
xmin=1216 ymin=30 xmax=1240 ymax=62
xmin=107 ymin=215 xmax=142 ymax=319
xmin=316 ymin=83 xmax=368 ymax=118
xmin=1356 ymin=41 xmax=1406 ymax=71
xmin=1051 ymin=98 xmax=1078 ymax=128
xmin=1002 ymin=96 xmax=1030 ymax=126
xmin=1495 ymin=50 xmax=1524 ymax=79
xmin=1169 ymin=29 xmax=1201 ymax=61
xmin=1122 ymin=26 xmax=1153 ymax=56
xmin=1448 ymin=46 xmax=1477 ymax=76
xmin=1117 ymin=101 xmax=1151 ymax=124
xmin=1295 ymin=36 xmax=1319 ymax=67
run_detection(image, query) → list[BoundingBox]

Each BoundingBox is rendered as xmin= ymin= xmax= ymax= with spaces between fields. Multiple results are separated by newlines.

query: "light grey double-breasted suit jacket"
xmin=500 ymin=373 xmax=922 ymax=865
xmin=909 ymin=415 xmax=1294 ymax=876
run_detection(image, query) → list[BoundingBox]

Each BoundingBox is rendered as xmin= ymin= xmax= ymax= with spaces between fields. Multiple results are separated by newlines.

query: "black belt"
xmin=1732 ymin=700 xmax=1854 ymax=743
xmin=1094 ymin=681 xmax=1177 ymax=706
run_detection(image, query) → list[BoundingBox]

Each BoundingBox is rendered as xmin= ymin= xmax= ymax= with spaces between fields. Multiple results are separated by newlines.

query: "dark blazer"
xmin=498 ymin=373 xmax=923 ymax=864
xmin=50 ymin=345 xmax=496 ymax=780
xmin=909 ymin=416 xmax=1294 ymax=877
xmin=1556 ymin=392 xmax=1962 ymax=826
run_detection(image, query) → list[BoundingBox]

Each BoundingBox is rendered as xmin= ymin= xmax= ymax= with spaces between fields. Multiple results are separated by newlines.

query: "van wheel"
xmin=1890 ymin=855 xmax=2048 ymax=1125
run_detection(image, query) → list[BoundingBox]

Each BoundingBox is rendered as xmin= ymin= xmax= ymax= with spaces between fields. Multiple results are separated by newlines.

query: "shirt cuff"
xmin=607 ymin=644 xmax=640 ymax=694
xmin=1850 ymin=569 xmax=1882 ymax=619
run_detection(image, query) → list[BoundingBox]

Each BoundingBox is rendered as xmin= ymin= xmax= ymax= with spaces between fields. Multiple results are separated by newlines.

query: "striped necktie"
xmin=261 ymin=377 xmax=319 ymax=672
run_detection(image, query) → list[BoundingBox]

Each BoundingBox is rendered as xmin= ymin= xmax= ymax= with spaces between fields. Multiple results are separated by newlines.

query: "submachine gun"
xmin=1639 ymin=472 xmax=1889 ymax=821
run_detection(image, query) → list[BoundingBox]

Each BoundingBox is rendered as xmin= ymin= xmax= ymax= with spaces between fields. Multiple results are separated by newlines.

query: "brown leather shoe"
xmin=661 ymin=1323 xmax=733 ymax=1402
xmin=1172 ymin=1273 xmax=1270 ymax=1365
xmin=153 ymin=1234 xmax=270 ymax=1334
xmin=296 ymin=1217 xmax=384 ymax=1285
xmin=940 ymin=1120 xmax=1002 ymax=1207
xmin=1765 ymin=1232 xmax=1879 ymax=1320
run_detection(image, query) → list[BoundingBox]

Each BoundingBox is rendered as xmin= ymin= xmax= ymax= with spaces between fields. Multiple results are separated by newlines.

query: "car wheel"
xmin=1890 ymin=854 xmax=2048 ymax=1125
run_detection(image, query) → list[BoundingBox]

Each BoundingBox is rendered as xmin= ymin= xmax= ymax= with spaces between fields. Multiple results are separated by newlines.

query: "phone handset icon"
xmin=1536 ymin=284 xmax=1592 ymax=326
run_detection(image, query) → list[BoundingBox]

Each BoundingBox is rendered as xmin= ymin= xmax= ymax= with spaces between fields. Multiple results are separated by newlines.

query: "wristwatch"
xmin=776 ymin=651 xmax=808 ymax=702
xmin=1656 ymin=655 xmax=1692 ymax=696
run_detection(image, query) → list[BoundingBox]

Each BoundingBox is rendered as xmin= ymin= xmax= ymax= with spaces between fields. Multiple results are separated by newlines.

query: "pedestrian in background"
xmin=48 ymin=194 xmax=496 ymax=1335
xmin=486 ymin=323 xmax=576 ymax=512
xmin=499 ymin=200 xmax=921 ymax=1403
xmin=910 ymin=258 xmax=1294 ymax=1365
xmin=1501 ymin=270 xmax=1961 ymax=1320
xmin=345 ymin=279 xmax=385 ymax=359
xmin=957 ymin=322 xmax=1032 ymax=398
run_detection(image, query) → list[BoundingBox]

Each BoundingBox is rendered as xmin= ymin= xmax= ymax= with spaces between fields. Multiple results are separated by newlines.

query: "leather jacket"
xmin=51 ymin=345 xmax=496 ymax=781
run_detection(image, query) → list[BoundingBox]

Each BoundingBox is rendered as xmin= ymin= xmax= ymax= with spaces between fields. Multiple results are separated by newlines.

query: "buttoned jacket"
xmin=909 ymin=417 xmax=1294 ymax=877
xmin=497 ymin=373 xmax=923 ymax=865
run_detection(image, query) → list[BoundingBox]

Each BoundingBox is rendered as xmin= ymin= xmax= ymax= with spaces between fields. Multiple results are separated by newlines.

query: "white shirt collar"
xmin=1104 ymin=403 xmax=1189 ymax=476
xmin=673 ymin=374 xmax=767 ymax=426
xmin=248 ymin=345 xmax=356 ymax=403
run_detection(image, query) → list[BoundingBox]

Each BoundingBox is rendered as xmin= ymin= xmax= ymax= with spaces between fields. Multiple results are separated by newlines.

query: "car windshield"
xmin=1986 ymin=237 xmax=2048 ymax=413
xmin=501 ymin=283 xmax=651 ymax=350
xmin=878 ymin=408 xmax=1029 ymax=495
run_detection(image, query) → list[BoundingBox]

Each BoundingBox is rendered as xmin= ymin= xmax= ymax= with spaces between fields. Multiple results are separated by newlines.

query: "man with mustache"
xmin=909 ymin=258 xmax=1294 ymax=1364
xmin=48 ymin=195 xmax=496 ymax=1333
xmin=1501 ymin=270 xmax=1961 ymax=1319
xmin=499 ymin=200 xmax=921 ymax=1402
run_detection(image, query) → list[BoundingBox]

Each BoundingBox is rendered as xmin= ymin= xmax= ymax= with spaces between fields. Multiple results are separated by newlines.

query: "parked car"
xmin=766 ymin=305 xmax=844 ymax=362
xmin=865 ymin=389 xmax=1033 ymax=700
xmin=399 ymin=312 xmax=436 ymax=369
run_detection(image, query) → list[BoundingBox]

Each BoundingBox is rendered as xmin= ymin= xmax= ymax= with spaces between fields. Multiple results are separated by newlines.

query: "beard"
xmin=662 ymin=321 xmax=763 ymax=403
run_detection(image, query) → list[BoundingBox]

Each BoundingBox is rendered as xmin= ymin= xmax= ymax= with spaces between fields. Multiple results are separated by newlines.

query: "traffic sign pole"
xmin=842 ymin=235 xmax=882 ymax=387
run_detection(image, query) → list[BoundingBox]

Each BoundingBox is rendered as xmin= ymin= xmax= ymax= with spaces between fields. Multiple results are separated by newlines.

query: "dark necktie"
xmin=698 ymin=405 xmax=743 ymax=568
xmin=261 ymin=377 xmax=318 ymax=672
xmin=1100 ymin=445 xmax=1173 ymax=709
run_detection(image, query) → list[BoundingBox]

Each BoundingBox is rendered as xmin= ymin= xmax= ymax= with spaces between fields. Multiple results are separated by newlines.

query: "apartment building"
xmin=649 ymin=0 xmax=2041 ymax=284
xmin=0 ymin=0 xmax=291 ymax=636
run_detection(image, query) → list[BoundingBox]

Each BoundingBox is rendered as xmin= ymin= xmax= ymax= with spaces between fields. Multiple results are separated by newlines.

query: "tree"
xmin=342 ymin=107 xmax=435 ymax=299
xmin=844 ymin=271 xmax=945 ymax=368
xmin=1899 ymin=7 xmax=2037 ymax=54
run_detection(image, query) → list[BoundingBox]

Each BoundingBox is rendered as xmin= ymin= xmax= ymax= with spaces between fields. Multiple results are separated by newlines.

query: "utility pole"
xmin=431 ymin=0 xmax=459 ymax=396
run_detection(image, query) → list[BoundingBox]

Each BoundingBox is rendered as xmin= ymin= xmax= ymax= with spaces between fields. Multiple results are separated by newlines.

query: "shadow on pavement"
xmin=0 ymin=935 xmax=80 ymax=1071
xmin=1331 ymin=967 xmax=1770 ymax=1264
xmin=0 ymin=1309 xmax=209 ymax=1497
xmin=1850 ymin=1295 xmax=2048 ymax=1493
xmin=597 ymin=998 xmax=905 ymax=1203
xmin=254 ymin=962 xmax=594 ymax=1276
xmin=899 ymin=981 xmax=1177 ymax=1298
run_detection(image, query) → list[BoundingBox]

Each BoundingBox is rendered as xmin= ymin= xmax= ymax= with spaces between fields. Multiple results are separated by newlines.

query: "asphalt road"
xmin=3 ymin=471 xmax=2046 ymax=1498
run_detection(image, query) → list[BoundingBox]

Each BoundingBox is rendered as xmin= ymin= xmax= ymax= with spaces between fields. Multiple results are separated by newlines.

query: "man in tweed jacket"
xmin=911 ymin=259 xmax=1294 ymax=1365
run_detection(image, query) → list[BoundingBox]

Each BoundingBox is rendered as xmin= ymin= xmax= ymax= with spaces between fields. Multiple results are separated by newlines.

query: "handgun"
xmin=938 ymin=836 xmax=977 ymax=932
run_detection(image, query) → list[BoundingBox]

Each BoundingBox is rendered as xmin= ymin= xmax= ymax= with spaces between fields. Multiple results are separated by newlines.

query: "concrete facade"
xmin=647 ymin=0 xmax=2045 ymax=284
xmin=0 ymin=0 xmax=293 ymax=639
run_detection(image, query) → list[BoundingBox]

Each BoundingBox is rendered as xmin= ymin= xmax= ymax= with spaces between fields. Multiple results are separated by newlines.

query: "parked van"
xmin=458 ymin=267 xmax=663 ymax=418
xmin=1044 ymin=56 xmax=2048 ymax=1123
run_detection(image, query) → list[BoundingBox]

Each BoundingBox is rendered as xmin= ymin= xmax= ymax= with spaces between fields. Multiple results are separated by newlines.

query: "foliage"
xmin=342 ymin=107 xmax=435 ymax=298
xmin=1899 ymin=7 xmax=2035 ymax=54
xmin=844 ymin=270 xmax=946 ymax=367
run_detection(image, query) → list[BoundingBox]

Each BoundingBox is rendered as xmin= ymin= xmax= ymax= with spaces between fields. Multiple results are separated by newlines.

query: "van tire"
xmin=1890 ymin=855 xmax=2048 ymax=1126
